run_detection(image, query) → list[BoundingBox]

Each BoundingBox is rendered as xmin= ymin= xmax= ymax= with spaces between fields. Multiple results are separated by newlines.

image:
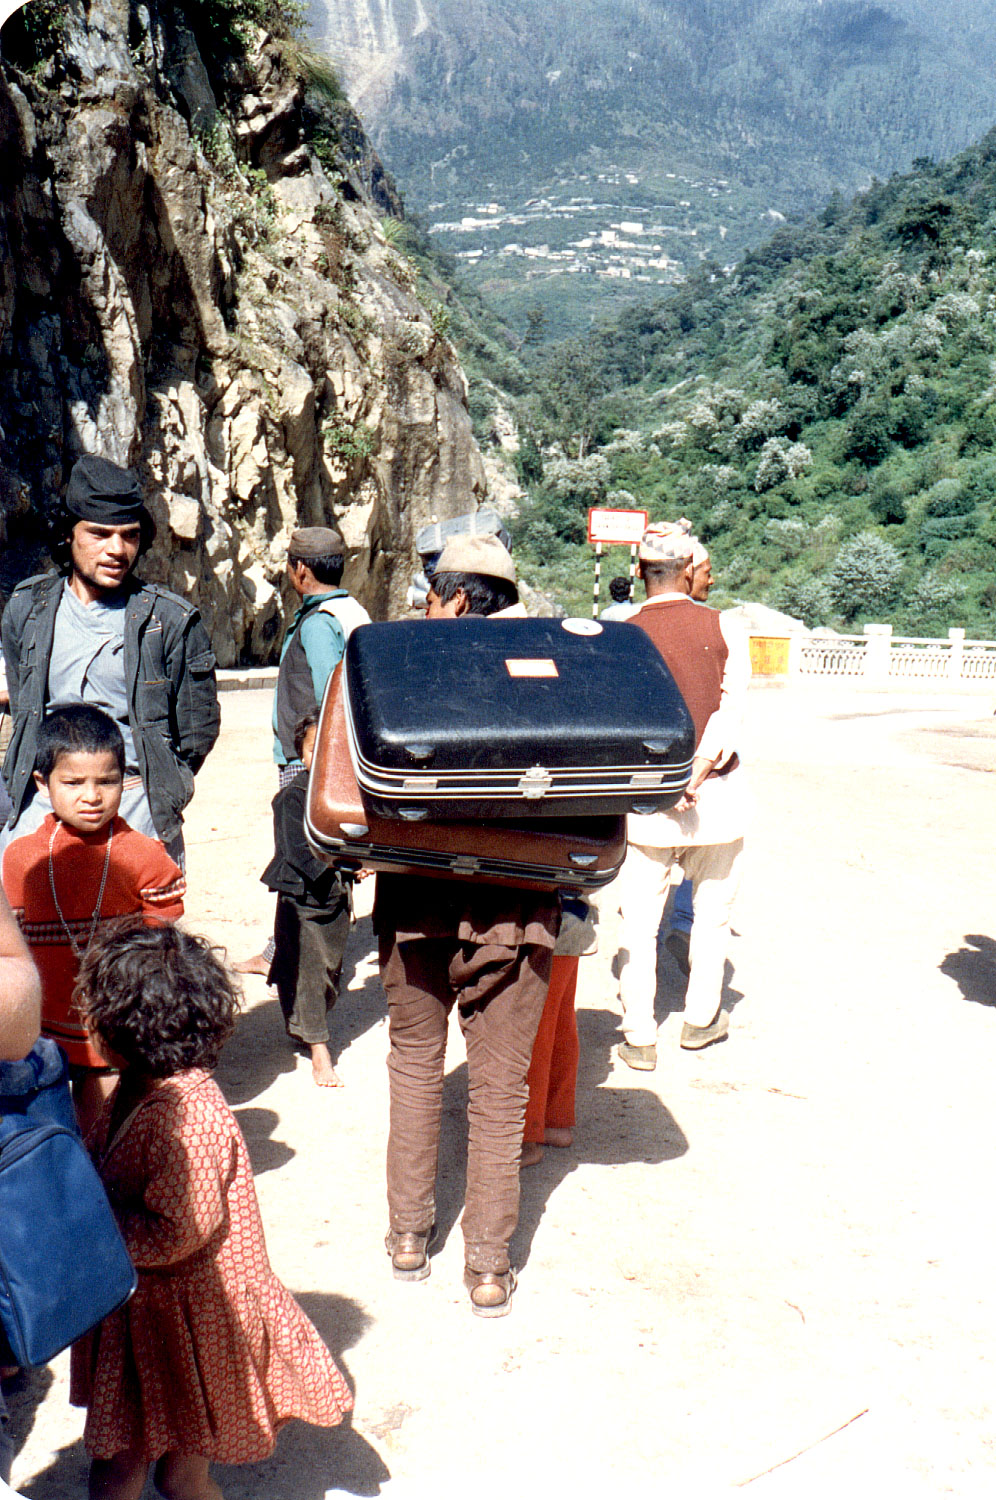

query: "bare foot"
xmin=544 ymin=1127 xmax=574 ymax=1148
xmin=310 ymin=1044 xmax=343 ymax=1088
xmin=520 ymin=1141 xmax=544 ymax=1168
xmin=232 ymin=953 xmax=270 ymax=977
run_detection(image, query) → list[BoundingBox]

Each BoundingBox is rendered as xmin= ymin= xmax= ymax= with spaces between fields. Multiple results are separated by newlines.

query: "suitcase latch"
xmin=630 ymin=771 xmax=665 ymax=788
xmin=403 ymin=777 xmax=438 ymax=792
xmin=518 ymin=765 xmax=553 ymax=800
xmin=452 ymin=856 xmax=480 ymax=875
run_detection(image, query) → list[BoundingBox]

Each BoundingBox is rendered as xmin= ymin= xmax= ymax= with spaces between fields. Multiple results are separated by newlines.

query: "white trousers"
xmin=617 ymin=838 xmax=744 ymax=1044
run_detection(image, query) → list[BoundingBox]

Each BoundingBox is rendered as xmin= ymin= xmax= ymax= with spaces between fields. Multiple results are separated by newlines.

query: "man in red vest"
xmin=616 ymin=521 xmax=750 ymax=1068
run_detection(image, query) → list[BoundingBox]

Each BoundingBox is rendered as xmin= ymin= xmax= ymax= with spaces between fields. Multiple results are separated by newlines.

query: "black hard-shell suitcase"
xmin=305 ymin=668 xmax=627 ymax=890
xmin=343 ymin=616 xmax=695 ymax=820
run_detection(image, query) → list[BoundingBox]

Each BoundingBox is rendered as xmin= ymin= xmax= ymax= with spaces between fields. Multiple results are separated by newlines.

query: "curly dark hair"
xmin=75 ymin=918 xmax=239 ymax=1078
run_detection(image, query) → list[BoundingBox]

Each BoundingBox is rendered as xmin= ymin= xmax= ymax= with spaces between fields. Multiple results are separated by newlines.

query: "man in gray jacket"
xmin=1 ymin=454 xmax=220 ymax=860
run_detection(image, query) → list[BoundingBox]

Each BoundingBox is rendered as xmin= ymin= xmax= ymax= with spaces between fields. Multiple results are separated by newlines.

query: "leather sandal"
xmin=385 ymin=1226 xmax=436 ymax=1281
xmin=464 ymin=1267 xmax=516 ymax=1318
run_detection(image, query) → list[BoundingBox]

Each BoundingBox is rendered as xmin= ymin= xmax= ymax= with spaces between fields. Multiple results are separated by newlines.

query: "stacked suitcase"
xmin=305 ymin=616 xmax=695 ymax=892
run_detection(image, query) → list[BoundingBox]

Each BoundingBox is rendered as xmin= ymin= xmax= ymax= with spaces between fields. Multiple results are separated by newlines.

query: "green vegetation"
xmin=1 ymin=0 xmax=67 ymax=72
xmin=503 ymin=133 xmax=996 ymax=634
xmin=322 ymin=419 xmax=377 ymax=462
xmin=352 ymin=0 xmax=996 ymax=338
xmin=183 ymin=1 xmax=302 ymax=82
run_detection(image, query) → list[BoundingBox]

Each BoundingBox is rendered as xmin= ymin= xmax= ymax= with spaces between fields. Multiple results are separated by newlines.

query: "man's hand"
xmin=674 ymin=753 xmax=719 ymax=812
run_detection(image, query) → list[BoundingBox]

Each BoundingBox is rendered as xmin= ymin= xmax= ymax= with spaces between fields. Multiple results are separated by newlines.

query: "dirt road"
xmin=8 ymin=683 xmax=996 ymax=1498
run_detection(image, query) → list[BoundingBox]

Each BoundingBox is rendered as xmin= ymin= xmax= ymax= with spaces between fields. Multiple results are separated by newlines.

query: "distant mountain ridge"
xmin=309 ymin=0 xmax=996 ymax=334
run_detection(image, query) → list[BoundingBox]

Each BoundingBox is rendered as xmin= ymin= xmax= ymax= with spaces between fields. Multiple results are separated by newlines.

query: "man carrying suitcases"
xmin=373 ymin=536 xmax=559 ymax=1317
xmin=616 ymin=521 xmax=750 ymax=1067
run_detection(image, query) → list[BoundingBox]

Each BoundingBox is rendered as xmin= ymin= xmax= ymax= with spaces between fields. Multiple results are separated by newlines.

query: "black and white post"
xmin=592 ymin=541 xmax=602 ymax=618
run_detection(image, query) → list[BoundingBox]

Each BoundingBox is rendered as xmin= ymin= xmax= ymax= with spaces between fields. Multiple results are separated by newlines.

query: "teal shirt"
xmin=271 ymin=591 xmax=348 ymax=764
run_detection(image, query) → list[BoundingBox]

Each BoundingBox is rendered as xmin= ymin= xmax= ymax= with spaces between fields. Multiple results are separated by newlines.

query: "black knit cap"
xmin=65 ymin=454 xmax=147 ymax=525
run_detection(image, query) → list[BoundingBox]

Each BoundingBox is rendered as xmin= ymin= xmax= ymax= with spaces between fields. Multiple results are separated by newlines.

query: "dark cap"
xmin=65 ymin=455 xmax=147 ymax=526
xmin=289 ymin=526 xmax=345 ymax=559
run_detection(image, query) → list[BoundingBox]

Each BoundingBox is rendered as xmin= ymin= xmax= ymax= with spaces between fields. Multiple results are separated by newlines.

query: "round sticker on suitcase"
xmin=561 ymin=618 xmax=603 ymax=636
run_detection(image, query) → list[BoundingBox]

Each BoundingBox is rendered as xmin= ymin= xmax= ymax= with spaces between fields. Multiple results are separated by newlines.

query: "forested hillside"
xmin=503 ymin=134 xmax=996 ymax=636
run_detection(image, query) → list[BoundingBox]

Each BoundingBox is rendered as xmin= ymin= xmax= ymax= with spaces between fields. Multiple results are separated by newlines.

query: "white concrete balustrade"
xmin=787 ymin=624 xmax=996 ymax=689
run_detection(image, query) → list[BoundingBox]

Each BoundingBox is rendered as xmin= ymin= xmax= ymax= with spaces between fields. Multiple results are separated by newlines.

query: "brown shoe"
xmin=464 ymin=1267 xmax=516 ymax=1318
xmin=680 ymin=1010 xmax=729 ymax=1050
xmin=385 ymin=1227 xmax=436 ymax=1281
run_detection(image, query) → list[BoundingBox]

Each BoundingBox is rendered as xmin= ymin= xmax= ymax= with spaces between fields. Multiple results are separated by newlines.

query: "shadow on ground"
xmin=941 ymin=933 xmax=996 ymax=1007
xmin=14 ymin=1297 xmax=389 ymax=1500
xmin=426 ymin=1005 xmax=689 ymax=1274
xmin=218 ymin=917 xmax=386 ymax=1112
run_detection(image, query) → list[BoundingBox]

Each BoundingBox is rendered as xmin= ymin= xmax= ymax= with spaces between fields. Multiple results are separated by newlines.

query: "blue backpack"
xmin=0 ymin=1040 xmax=137 ymax=1367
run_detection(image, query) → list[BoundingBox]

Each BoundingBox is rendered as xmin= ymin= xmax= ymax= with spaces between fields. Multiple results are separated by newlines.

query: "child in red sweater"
xmin=1 ymin=704 xmax=184 ymax=1131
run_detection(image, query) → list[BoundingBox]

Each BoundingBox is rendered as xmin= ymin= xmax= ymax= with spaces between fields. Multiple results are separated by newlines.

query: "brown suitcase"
xmin=305 ymin=668 xmax=627 ymax=891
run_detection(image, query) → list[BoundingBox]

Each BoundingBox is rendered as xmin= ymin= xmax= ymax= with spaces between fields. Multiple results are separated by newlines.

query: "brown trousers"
xmin=379 ymin=935 xmax=552 ymax=1274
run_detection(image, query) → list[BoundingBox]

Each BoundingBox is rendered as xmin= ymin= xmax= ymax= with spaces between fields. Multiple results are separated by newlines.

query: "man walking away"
xmin=375 ymin=535 xmax=559 ymax=1318
xmin=600 ymin=575 xmax=638 ymax=621
xmin=667 ymin=532 xmax=717 ymax=971
xmin=616 ymin=521 xmax=749 ymax=1068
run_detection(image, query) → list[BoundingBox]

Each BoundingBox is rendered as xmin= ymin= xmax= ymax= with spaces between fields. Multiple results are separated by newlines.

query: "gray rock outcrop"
xmin=0 ymin=0 xmax=485 ymax=662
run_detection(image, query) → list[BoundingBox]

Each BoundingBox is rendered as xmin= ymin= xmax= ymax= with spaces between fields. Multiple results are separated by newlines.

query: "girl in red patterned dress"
xmin=70 ymin=919 xmax=353 ymax=1500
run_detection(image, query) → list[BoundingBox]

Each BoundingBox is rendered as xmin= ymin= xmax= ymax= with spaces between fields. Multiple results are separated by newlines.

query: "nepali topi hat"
xmin=433 ymin=534 xmax=518 ymax=588
xmin=289 ymin=526 xmax=346 ymax=559
xmin=639 ymin=518 xmax=695 ymax=564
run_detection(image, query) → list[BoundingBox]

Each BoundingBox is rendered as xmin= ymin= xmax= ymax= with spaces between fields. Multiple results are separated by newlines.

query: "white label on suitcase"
xmin=505 ymin=658 xmax=559 ymax=677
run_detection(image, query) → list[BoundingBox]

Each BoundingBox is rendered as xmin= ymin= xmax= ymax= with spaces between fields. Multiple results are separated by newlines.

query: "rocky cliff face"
xmin=0 ymin=0 xmax=485 ymax=663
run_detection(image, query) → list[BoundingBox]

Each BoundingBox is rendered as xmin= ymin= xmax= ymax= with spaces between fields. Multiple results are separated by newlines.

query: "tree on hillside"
xmin=535 ymin=342 xmax=611 ymax=459
xmin=827 ymin=532 xmax=904 ymax=622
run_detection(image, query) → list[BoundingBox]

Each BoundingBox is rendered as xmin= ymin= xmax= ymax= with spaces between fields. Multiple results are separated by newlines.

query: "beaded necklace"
xmin=47 ymin=819 xmax=114 ymax=959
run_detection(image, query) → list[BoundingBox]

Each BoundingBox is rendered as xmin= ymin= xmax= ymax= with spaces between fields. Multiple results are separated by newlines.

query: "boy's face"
xmin=35 ymin=750 xmax=124 ymax=834
xmin=300 ymin=726 xmax=317 ymax=771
